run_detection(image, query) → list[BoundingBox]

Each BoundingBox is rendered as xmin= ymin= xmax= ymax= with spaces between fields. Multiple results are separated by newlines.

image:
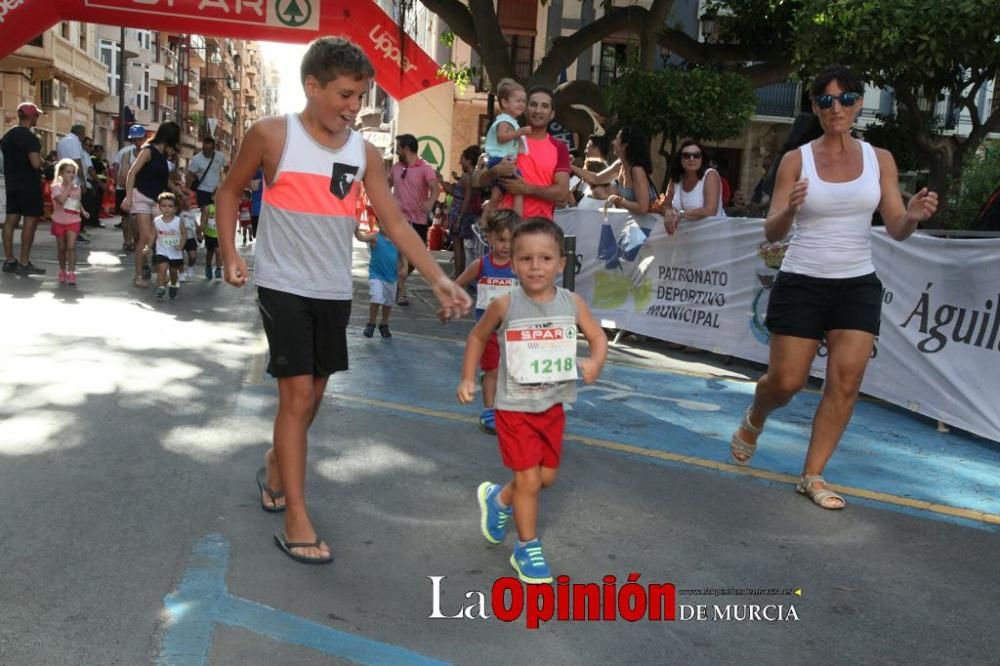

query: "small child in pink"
xmin=50 ymin=158 xmax=90 ymax=285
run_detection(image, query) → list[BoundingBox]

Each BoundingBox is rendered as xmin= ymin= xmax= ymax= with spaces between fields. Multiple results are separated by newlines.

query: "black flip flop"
xmin=255 ymin=467 xmax=285 ymax=513
xmin=274 ymin=534 xmax=334 ymax=564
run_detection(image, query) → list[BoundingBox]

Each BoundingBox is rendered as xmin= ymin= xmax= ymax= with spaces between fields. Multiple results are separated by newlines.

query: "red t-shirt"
xmin=501 ymin=134 xmax=571 ymax=220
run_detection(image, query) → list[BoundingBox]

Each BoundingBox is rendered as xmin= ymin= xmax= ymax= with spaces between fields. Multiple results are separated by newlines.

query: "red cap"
xmin=17 ymin=102 xmax=42 ymax=117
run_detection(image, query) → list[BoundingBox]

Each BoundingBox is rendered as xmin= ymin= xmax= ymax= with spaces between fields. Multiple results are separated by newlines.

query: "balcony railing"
xmin=754 ymin=81 xmax=802 ymax=118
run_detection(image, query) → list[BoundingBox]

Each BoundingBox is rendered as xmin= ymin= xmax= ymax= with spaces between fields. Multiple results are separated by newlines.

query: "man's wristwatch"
xmin=678 ymin=208 xmax=686 ymax=220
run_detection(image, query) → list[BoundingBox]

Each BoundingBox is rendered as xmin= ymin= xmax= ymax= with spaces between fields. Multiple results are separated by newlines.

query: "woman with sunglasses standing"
xmin=729 ymin=64 xmax=938 ymax=509
xmin=662 ymin=139 xmax=727 ymax=235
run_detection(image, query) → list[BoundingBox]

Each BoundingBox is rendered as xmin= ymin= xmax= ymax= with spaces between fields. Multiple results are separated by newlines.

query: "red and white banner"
xmin=0 ymin=0 xmax=444 ymax=100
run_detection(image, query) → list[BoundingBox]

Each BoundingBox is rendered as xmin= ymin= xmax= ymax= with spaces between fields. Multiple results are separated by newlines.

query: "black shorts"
xmin=258 ymin=286 xmax=351 ymax=378
xmin=154 ymin=254 xmax=184 ymax=268
xmin=766 ymin=271 xmax=883 ymax=339
xmin=196 ymin=190 xmax=215 ymax=208
xmin=183 ymin=238 xmax=198 ymax=252
xmin=410 ymin=222 xmax=429 ymax=244
xmin=5 ymin=188 xmax=43 ymax=218
xmin=116 ymin=188 xmax=127 ymax=215
xmin=204 ymin=236 xmax=219 ymax=252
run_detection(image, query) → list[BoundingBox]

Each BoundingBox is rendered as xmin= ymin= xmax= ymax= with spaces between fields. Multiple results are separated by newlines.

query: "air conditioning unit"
xmin=40 ymin=79 xmax=68 ymax=109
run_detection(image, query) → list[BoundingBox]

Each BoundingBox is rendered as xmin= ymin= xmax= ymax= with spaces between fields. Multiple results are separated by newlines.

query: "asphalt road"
xmin=1 ymin=221 xmax=998 ymax=665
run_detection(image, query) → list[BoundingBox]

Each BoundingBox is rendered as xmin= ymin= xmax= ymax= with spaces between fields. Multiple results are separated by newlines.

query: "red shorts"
xmin=51 ymin=221 xmax=82 ymax=237
xmin=496 ymin=404 xmax=565 ymax=470
xmin=480 ymin=332 xmax=500 ymax=372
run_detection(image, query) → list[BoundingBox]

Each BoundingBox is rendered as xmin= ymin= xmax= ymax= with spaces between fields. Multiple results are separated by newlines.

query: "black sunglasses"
xmin=401 ymin=166 xmax=408 ymax=179
xmin=681 ymin=151 xmax=702 ymax=159
xmin=815 ymin=92 xmax=861 ymax=110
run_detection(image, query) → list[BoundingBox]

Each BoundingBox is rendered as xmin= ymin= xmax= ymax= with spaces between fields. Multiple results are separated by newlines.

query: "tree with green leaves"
xmin=608 ymin=67 xmax=757 ymax=189
xmin=407 ymin=0 xmax=795 ymax=135
xmin=793 ymin=0 xmax=1000 ymax=210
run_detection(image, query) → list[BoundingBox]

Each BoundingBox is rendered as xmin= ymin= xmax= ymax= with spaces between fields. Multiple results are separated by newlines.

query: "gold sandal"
xmin=795 ymin=474 xmax=846 ymax=510
xmin=730 ymin=407 xmax=761 ymax=465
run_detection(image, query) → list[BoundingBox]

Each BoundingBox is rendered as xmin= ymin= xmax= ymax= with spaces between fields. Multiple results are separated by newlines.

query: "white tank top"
xmin=255 ymin=115 xmax=367 ymax=300
xmin=673 ymin=168 xmax=727 ymax=218
xmin=154 ymin=215 xmax=184 ymax=261
xmin=780 ymin=140 xmax=881 ymax=279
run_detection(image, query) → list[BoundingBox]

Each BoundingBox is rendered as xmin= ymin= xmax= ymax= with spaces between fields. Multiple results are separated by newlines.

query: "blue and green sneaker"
xmin=510 ymin=539 xmax=553 ymax=584
xmin=477 ymin=481 xmax=511 ymax=544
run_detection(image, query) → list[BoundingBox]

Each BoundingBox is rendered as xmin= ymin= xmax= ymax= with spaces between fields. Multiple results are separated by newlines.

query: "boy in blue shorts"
xmin=356 ymin=219 xmax=401 ymax=338
xmin=457 ymin=218 xmax=608 ymax=583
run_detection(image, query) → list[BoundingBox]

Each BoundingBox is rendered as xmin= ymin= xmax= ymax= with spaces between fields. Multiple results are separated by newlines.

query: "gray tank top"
xmin=496 ymin=287 xmax=579 ymax=412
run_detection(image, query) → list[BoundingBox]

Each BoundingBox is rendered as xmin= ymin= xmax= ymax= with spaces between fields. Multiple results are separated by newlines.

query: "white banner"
xmin=556 ymin=209 xmax=1000 ymax=443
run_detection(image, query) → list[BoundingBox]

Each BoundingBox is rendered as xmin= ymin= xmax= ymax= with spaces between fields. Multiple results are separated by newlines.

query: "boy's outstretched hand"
xmin=433 ymin=277 xmax=473 ymax=321
xmin=456 ymin=379 xmax=476 ymax=404
xmin=578 ymin=358 xmax=602 ymax=384
xmin=223 ymin=256 xmax=249 ymax=287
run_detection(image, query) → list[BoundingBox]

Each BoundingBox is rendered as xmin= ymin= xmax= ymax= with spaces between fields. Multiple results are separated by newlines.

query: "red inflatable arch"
xmin=0 ymin=0 xmax=444 ymax=100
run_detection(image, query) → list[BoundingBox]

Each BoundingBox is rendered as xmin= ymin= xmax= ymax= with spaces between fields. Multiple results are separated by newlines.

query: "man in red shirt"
xmin=486 ymin=86 xmax=570 ymax=221
xmin=389 ymin=133 xmax=440 ymax=304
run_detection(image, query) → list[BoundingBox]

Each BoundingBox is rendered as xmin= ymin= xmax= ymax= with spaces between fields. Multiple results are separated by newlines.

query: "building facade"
xmin=0 ymin=23 xmax=109 ymax=154
xmin=2 ymin=25 xmax=267 ymax=169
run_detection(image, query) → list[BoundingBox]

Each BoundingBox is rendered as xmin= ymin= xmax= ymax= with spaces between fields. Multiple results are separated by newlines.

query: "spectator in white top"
xmin=729 ymin=64 xmax=939 ymax=509
xmin=56 ymin=124 xmax=86 ymax=178
xmin=188 ymin=137 xmax=226 ymax=229
xmin=663 ymin=139 xmax=727 ymax=234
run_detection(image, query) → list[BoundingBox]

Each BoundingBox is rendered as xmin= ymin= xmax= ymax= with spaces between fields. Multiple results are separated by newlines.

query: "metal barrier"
xmin=562 ymin=235 xmax=576 ymax=291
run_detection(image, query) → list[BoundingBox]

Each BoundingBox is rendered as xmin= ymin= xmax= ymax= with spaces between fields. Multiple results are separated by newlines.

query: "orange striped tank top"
xmin=255 ymin=114 xmax=367 ymax=299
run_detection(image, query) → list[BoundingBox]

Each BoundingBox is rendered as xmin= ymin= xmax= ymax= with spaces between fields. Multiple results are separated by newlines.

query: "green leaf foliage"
xmin=608 ymin=67 xmax=758 ymax=145
xmin=862 ymin=113 xmax=938 ymax=173
xmin=702 ymin=0 xmax=801 ymax=59
xmin=793 ymin=0 xmax=1000 ymax=93
xmin=940 ymin=144 xmax=1000 ymax=229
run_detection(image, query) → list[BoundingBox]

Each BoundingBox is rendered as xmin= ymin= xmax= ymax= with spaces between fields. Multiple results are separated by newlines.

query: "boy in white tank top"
xmin=213 ymin=37 xmax=472 ymax=565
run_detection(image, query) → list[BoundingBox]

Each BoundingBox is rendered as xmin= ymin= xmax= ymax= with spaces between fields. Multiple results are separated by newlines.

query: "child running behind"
xmin=457 ymin=218 xmax=608 ymax=583
xmin=152 ymin=191 xmax=187 ymax=300
xmin=50 ymin=158 xmax=90 ymax=285
xmin=454 ymin=208 xmax=520 ymax=433
xmin=355 ymin=218 xmax=401 ymax=338
xmin=483 ymin=78 xmax=531 ymax=217
xmin=200 ymin=202 xmax=222 ymax=279
xmin=239 ymin=190 xmax=253 ymax=245
xmin=179 ymin=194 xmax=200 ymax=282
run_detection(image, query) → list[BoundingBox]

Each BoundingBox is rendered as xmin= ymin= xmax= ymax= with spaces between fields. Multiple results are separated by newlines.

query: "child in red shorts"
xmin=50 ymin=159 xmax=90 ymax=285
xmin=238 ymin=190 xmax=253 ymax=245
xmin=457 ymin=218 xmax=607 ymax=583
xmin=454 ymin=208 xmax=519 ymax=433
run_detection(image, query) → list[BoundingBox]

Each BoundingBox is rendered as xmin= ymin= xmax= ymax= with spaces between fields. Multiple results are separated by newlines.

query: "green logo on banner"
xmin=276 ymin=0 xmax=312 ymax=27
xmin=416 ymin=135 xmax=445 ymax=173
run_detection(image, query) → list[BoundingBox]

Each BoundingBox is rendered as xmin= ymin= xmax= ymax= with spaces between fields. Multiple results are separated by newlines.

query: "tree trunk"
xmin=640 ymin=0 xmax=674 ymax=71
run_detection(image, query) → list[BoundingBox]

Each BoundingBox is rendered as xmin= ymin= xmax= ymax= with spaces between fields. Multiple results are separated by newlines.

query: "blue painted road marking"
xmin=159 ymin=534 xmax=450 ymax=665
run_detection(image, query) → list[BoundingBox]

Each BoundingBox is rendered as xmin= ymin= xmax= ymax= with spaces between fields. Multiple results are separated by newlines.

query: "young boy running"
xmin=200 ymin=202 xmax=221 ymax=279
xmin=215 ymin=37 xmax=471 ymax=564
xmin=454 ymin=208 xmax=519 ymax=433
xmin=457 ymin=218 xmax=607 ymax=583
xmin=355 ymin=219 xmax=401 ymax=338
xmin=152 ymin=191 xmax=187 ymax=300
